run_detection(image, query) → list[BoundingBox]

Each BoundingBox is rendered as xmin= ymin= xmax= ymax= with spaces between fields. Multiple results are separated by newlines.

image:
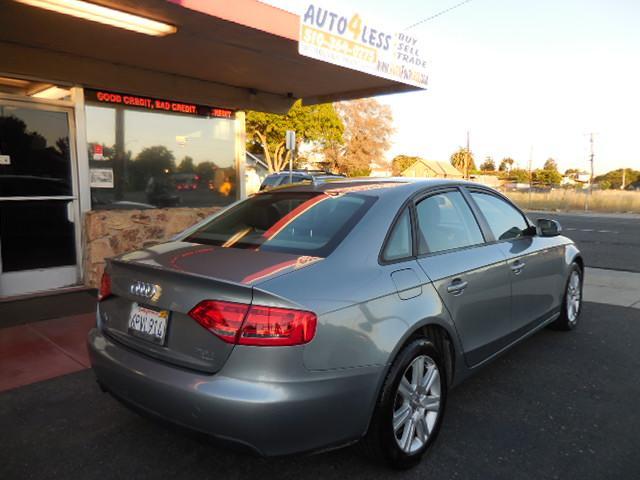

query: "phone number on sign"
xmin=301 ymin=25 xmax=377 ymax=63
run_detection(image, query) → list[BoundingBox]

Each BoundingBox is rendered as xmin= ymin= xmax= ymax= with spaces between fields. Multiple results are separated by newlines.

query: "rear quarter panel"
xmin=259 ymin=258 xmax=458 ymax=371
xmin=256 ymin=256 xmax=459 ymax=373
xmin=255 ymin=186 xmax=464 ymax=373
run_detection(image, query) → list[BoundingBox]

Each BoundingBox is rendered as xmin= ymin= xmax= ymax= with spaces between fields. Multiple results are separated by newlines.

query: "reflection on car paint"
xmin=324 ymin=182 xmax=405 ymax=196
xmin=168 ymin=247 xmax=215 ymax=271
xmin=242 ymin=256 xmax=323 ymax=285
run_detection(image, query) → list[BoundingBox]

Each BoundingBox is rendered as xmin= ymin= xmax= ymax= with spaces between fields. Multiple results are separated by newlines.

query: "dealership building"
xmin=0 ymin=0 xmax=420 ymax=298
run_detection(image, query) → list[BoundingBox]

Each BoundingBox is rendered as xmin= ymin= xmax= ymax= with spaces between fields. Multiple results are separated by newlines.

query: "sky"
xmin=264 ymin=0 xmax=640 ymax=174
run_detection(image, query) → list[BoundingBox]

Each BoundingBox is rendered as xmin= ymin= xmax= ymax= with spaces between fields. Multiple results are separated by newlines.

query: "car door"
xmin=413 ymin=188 xmax=512 ymax=366
xmin=465 ymin=188 xmax=564 ymax=335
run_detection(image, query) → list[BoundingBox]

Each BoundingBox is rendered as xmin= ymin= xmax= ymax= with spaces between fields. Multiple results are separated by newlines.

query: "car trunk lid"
xmin=99 ymin=242 xmax=322 ymax=373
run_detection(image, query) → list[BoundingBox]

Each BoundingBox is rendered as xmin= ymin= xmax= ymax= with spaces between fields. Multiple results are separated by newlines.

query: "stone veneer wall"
xmin=84 ymin=207 xmax=221 ymax=288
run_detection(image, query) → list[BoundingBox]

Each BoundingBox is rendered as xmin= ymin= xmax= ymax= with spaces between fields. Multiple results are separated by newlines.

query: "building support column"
xmin=235 ymin=111 xmax=247 ymax=200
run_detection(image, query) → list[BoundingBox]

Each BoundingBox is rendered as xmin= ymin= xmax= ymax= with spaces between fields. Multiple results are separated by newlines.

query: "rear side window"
xmin=382 ymin=208 xmax=412 ymax=261
xmin=470 ymin=192 xmax=528 ymax=240
xmin=186 ymin=192 xmax=375 ymax=257
xmin=416 ymin=191 xmax=484 ymax=254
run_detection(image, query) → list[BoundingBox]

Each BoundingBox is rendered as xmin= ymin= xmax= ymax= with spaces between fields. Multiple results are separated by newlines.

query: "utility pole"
xmin=621 ymin=167 xmax=626 ymax=190
xmin=585 ymin=133 xmax=595 ymax=211
xmin=589 ymin=133 xmax=595 ymax=193
xmin=528 ymin=146 xmax=533 ymax=208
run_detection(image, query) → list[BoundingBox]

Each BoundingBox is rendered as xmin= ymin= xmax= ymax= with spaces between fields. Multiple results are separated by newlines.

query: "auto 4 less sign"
xmin=298 ymin=2 xmax=428 ymax=89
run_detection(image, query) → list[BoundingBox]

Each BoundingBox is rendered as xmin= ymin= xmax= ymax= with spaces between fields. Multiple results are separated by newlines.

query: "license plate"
xmin=128 ymin=303 xmax=169 ymax=345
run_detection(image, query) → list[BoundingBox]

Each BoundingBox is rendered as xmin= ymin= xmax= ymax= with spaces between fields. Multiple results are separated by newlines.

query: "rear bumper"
xmin=88 ymin=328 xmax=382 ymax=456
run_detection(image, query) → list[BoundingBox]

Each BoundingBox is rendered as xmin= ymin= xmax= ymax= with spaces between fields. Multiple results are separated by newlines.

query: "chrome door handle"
xmin=510 ymin=260 xmax=526 ymax=275
xmin=447 ymin=279 xmax=468 ymax=295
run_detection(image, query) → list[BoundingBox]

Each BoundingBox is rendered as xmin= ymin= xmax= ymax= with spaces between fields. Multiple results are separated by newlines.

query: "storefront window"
xmin=85 ymin=92 xmax=236 ymax=210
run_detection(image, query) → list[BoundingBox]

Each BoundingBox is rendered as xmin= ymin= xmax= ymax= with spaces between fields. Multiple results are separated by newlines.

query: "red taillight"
xmin=188 ymin=300 xmax=317 ymax=346
xmin=188 ymin=300 xmax=249 ymax=343
xmin=98 ymin=271 xmax=112 ymax=301
xmin=239 ymin=305 xmax=317 ymax=346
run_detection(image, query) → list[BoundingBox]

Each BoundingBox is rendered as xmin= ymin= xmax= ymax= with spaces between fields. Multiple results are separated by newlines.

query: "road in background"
xmin=527 ymin=211 xmax=640 ymax=272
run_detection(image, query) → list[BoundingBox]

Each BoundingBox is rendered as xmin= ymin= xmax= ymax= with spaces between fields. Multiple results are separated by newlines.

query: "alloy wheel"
xmin=566 ymin=270 xmax=582 ymax=324
xmin=392 ymin=355 xmax=441 ymax=454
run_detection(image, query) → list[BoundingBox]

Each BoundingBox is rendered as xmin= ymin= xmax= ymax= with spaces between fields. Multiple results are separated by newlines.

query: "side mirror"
xmin=536 ymin=218 xmax=562 ymax=237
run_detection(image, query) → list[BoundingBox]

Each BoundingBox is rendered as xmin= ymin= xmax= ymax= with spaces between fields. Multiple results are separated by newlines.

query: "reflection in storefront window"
xmin=0 ymin=106 xmax=72 ymax=197
xmin=85 ymin=105 xmax=236 ymax=209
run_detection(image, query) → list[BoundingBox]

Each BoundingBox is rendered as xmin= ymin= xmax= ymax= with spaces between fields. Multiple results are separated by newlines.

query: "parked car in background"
xmin=625 ymin=180 xmax=640 ymax=191
xmin=90 ymin=179 xmax=583 ymax=469
xmin=145 ymin=175 xmax=180 ymax=207
xmin=172 ymin=173 xmax=199 ymax=191
xmin=259 ymin=170 xmax=345 ymax=190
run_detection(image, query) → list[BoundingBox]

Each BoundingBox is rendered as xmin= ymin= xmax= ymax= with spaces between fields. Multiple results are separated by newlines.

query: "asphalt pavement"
xmin=1 ymin=302 xmax=639 ymax=480
xmin=527 ymin=211 xmax=640 ymax=272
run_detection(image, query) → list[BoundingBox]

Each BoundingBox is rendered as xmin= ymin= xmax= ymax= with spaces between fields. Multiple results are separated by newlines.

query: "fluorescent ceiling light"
xmin=15 ymin=0 xmax=177 ymax=36
xmin=30 ymin=86 xmax=70 ymax=99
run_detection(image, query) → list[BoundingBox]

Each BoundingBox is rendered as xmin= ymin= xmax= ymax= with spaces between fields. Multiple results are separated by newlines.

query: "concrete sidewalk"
xmin=584 ymin=267 xmax=640 ymax=309
xmin=0 ymin=313 xmax=95 ymax=392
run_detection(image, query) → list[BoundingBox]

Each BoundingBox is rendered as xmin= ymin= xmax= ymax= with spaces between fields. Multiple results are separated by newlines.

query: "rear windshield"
xmin=185 ymin=192 xmax=375 ymax=257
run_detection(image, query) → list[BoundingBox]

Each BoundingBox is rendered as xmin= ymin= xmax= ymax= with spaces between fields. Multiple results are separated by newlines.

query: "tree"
xmin=564 ymin=168 xmax=580 ymax=176
xmin=246 ymin=100 xmax=343 ymax=173
xmin=450 ymin=148 xmax=475 ymax=177
xmin=177 ymin=156 xmax=195 ymax=173
xmin=131 ymin=145 xmax=176 ymax=189
xmin=499 ymin=157 xmax=515 ymax=172
xmin=506 ymin=168 xmax=530 ymax=183
xmin=392 ymin=155 xmax=420 ymax=176
xmin=594 ymin=168 xmax=640 ymax=189
xmin=543 ymin=158 xmax=559 ymax=172
xmin=599 ymin=180 xmax=612 ymax=190
xmin=532 ymin=168 xmax=562 ymax=186
xmin=480 ymin=156 xmax=496 ymax=172
xmin=194 ymin=161 xmax=217 ymax=183
xmin=322 ymin=98 xmax=394 ymax=176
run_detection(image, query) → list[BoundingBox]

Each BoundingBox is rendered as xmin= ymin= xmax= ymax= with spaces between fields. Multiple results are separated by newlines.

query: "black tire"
xmin=550 ymin=262 xmax=583 ymax=331
xmin=362 ymin=337 xmax=447 ymax=469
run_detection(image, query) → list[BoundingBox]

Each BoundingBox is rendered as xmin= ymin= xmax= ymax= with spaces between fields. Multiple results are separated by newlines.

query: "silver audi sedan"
xmin=88 ymin=178 xmax=584 ymax=469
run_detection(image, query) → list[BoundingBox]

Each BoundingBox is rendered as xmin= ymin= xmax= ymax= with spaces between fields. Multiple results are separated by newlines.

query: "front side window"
xmin=416 ymin=191 xmax=484 ymax=255
xmin=382 ymin=208 xmax=412 ymax=261
xmin=186 ymin=192 xmax=375 ymax=257
xmin=470 ymin=192 xmax=528 ymax=240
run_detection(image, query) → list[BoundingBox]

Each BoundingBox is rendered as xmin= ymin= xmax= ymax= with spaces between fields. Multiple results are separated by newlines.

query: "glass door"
xmin=0 ymin=100 xmax=80 ymax=297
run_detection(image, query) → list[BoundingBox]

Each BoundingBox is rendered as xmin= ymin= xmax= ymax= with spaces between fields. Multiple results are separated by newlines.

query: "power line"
xmin=405 ymin=0 xmax=475 ymax=30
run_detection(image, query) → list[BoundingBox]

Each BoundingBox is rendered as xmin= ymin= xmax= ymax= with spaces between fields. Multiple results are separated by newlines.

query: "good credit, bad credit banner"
xmin=298 ymin=2 xmax=428 ymax=89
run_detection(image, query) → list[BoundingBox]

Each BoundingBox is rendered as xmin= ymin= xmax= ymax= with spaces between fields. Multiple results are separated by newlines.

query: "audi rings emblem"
xmin=130 ymin=280 xmax=161 ymax=301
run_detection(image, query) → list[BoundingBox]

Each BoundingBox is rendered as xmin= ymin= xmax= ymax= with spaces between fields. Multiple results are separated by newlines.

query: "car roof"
xmin=267 ymin=171 xmax=343 ymax=177
xmin=259 ymin=177 xmax=487 ymax=197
